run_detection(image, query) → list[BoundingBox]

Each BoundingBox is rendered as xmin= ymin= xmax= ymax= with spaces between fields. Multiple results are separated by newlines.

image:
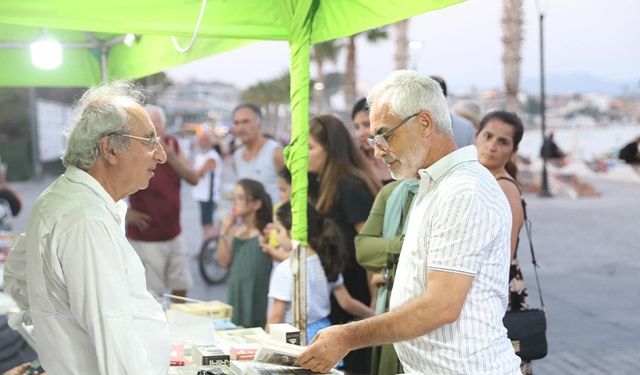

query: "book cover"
xmin=193 ymin=344 xmax=231 ymax=366
xmin=170 ymin=343 xmax=187 ymax=366
xmin=268 ymin=324 xmax=301 ymax=346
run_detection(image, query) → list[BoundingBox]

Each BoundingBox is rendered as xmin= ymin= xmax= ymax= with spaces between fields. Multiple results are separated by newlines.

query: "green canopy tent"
xmin=0 ymin=24 xmax=252 ymax=87
xmin=0 ymin=0 xmax=463 ymax=341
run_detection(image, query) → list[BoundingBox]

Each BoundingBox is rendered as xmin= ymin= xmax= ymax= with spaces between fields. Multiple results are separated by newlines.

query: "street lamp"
xmin=536 ymin=0 xmax=552 ymax=197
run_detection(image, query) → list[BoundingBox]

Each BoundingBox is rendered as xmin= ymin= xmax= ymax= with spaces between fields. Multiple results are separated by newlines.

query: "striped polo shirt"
xmin=389 ymin=146 xmax=521 ymax=374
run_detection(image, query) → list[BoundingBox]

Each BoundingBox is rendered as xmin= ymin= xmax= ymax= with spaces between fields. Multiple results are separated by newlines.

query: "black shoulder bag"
xmin=502 ymin=198 xmax=548 ymax=360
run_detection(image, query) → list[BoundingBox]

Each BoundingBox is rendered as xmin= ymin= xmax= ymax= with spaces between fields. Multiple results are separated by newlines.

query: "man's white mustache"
xmin=381 ymin=155 xmax=396 ymax=164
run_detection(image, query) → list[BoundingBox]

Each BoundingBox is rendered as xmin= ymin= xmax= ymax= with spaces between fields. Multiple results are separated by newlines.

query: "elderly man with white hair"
xmin=299 ymin=71 xmax=521 ymax=375
xmin=4 ymin=82 xmax=170 ymax=375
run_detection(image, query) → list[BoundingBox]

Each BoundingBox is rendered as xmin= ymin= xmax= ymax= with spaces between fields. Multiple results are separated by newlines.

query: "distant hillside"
xmin=521 ymin=73 xmax=635 ymax=95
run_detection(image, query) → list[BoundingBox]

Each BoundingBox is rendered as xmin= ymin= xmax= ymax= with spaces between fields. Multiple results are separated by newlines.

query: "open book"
xmin=253 ymin=339 xmax=304 ymax=366
xmin=230 ymin=340 xmax=341 ymax=375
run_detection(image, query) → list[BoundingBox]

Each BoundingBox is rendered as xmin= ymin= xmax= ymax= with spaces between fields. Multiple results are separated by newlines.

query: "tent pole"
xmin=288 ymin=38 xmax=311 ymax=345
xmin=285 ymin=0 xmax=316 ymax=344
xmin=100 ymin=45 xmax=108 ymax=82
xmin=28 ymin=88 xmax=42 ymax=180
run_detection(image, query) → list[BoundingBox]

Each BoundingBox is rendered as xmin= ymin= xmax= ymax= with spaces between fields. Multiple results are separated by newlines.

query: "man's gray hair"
xmin=62 ymin=81 xmax=145 ymax=170
xmin=366 ymin=70 xmax=452 ymax=135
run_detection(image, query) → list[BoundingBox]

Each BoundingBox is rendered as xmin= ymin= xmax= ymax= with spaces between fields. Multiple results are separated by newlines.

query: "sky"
xmin=166 ymin=0 xmax=639 ymax=93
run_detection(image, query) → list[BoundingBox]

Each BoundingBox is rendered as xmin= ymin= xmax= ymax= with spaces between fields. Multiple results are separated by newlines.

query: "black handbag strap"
xmin=521 ymin=197 xmax=545 ymax=309
xmin=497 ymin=176 xmax=545 ymax=309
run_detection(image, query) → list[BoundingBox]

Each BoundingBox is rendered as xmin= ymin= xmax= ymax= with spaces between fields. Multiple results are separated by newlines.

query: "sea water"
xmin=518 ymin=124 xmax=640 ymax=161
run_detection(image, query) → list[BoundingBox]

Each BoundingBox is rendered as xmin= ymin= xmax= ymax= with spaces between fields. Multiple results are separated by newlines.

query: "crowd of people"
xmin=3 ymin=71 xmax=541 ymax=375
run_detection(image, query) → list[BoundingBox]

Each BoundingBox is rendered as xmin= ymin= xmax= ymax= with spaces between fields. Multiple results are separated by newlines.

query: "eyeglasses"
xmin=367 ymin=112 xmax=420 ymax=150
xmin=109 ymin=133 xmax=161 ymax=150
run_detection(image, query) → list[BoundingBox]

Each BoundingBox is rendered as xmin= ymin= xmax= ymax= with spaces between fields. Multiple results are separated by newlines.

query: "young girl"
xmin=218 ymin=179 xmax=273 ymax=328
xmin=267 ymin=201 xmax=374 ymax=341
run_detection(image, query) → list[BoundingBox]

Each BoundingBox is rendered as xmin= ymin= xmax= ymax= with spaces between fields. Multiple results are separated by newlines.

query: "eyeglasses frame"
xmin=367 ymin=112 xmax=420 ymax=150
xmin=109 ymin=132 xmax=162 ymax=150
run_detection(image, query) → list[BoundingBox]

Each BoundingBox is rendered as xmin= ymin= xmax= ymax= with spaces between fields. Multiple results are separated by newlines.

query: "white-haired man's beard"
xmin=383 ymin=138 xmax=425 ymax=180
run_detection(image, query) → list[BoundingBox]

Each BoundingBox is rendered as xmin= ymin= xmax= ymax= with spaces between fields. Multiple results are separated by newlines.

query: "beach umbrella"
xmin=0 ymin=0 xmax=464 ymax=341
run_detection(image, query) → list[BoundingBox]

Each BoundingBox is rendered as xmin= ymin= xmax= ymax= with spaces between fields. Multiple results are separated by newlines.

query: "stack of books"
xmin=229 ymin=340 xmax=342 ymax=375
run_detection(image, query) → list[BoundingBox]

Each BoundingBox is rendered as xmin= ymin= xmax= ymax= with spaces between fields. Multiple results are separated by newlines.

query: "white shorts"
xmin=129 ymin=235 xmax=192 ymax=295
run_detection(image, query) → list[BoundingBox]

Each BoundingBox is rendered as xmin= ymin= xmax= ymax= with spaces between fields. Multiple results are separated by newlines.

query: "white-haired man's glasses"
xmin=109 ymin=133 xmax=161 ymax=150
xmin=367 ymin=112 xmax=419 ymax=151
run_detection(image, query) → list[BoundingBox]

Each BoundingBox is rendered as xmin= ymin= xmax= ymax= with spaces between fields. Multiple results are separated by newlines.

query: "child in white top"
xmin=267 ymin=201 xmax=374 ymax=341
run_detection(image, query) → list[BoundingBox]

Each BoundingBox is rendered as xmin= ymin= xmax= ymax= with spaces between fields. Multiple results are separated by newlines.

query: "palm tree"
xmin=312 ymin=40 xmax=342 ymax=113
xmin=344 ymin=28 xmax=388 ymax=106
xmin=241 ymin=72 xmax=291 ymax=136
xmin=502 ymin=0 xmax=524 ymax=112
xmin=394 ymin=20 xmax=409 ymax=70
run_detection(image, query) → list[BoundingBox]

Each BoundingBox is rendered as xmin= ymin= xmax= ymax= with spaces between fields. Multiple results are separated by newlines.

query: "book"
xmin=168 ymin=365 xmax=233 ymax=375
xmin=229 ymin=344 xmax=259 ymax=361
xmin=170 ymin=300 xmax=233 ymax=318
xmin=229 ymin=339 xmax=342 ymax=375
xmin=253 ymin=340 xmax=304 ymax=367
xmin=170 ymin=343 xmax=188 ymax=366
xmin=230 ymin=361 xmax=342 ymax=375
xmin=215 ymin=327 xmax=270 ymax=345
xmin=192 ymin=344 xmax=231 ymax=366
xmin=268 ymin=324 xmax=301 ymax=346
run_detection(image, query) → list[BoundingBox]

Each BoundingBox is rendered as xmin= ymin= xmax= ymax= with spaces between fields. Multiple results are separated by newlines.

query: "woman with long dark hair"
xmin=476 ymin=110 xmax=531 ymax=374
xmin=308 ymin=114 xmax=380 ymax=375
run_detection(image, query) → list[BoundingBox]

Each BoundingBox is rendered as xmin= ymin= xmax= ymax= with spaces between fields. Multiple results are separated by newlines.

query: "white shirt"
xmin=389 ymin=146 xmax=520 ymax=374
xmin=268 ymin=254 xmax=343 ymax=324
xmin=233 ymin=138 xmax=281 ymax=205
xmin=191 ymin=148 xmax=222 ymax=203
xmin=4 ymin=167 xmax=170 ymax=375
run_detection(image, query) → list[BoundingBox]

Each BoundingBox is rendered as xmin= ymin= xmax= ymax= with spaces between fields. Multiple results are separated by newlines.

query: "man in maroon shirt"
xmin=126 ymin=105 xmax=200 ymax=299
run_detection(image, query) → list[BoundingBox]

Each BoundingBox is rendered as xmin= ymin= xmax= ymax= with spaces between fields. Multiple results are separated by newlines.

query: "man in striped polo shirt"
xmin=299 ymin=70 xmax=521 ymax=374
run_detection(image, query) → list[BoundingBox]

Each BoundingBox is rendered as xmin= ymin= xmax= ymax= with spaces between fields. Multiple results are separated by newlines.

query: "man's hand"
xmin=370 ymin=271 xmax=387 ymax=288
xmin=298 ymin=325 xmax=350 ymax=374
xmin=125 ymin=209 xmax=151 ymax=231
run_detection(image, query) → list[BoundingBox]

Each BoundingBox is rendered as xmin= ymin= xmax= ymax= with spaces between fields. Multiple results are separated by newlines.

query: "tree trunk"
xmin=394 ymin=20 xmax=409 ymax=70
xmin=314 ymin=57 xmax=325 ymax=114
xmin=344 ymin=36 xmax=357 ymax=108
xmin=502 ymin=0 xmax=524 ymax=112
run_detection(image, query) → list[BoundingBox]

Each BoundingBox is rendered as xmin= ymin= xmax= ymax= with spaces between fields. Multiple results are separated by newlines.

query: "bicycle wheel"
xmin=198 ymin=236 xmax=229 ymax=285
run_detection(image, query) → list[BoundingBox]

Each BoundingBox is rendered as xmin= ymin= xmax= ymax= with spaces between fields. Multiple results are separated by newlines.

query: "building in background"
xmin=156 ymin=80 xmax=241 ymax=130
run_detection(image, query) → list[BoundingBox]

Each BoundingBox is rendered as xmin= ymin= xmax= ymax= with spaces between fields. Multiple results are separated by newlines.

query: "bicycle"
xmin=198 ymin=235 xmax=229 ymax=285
